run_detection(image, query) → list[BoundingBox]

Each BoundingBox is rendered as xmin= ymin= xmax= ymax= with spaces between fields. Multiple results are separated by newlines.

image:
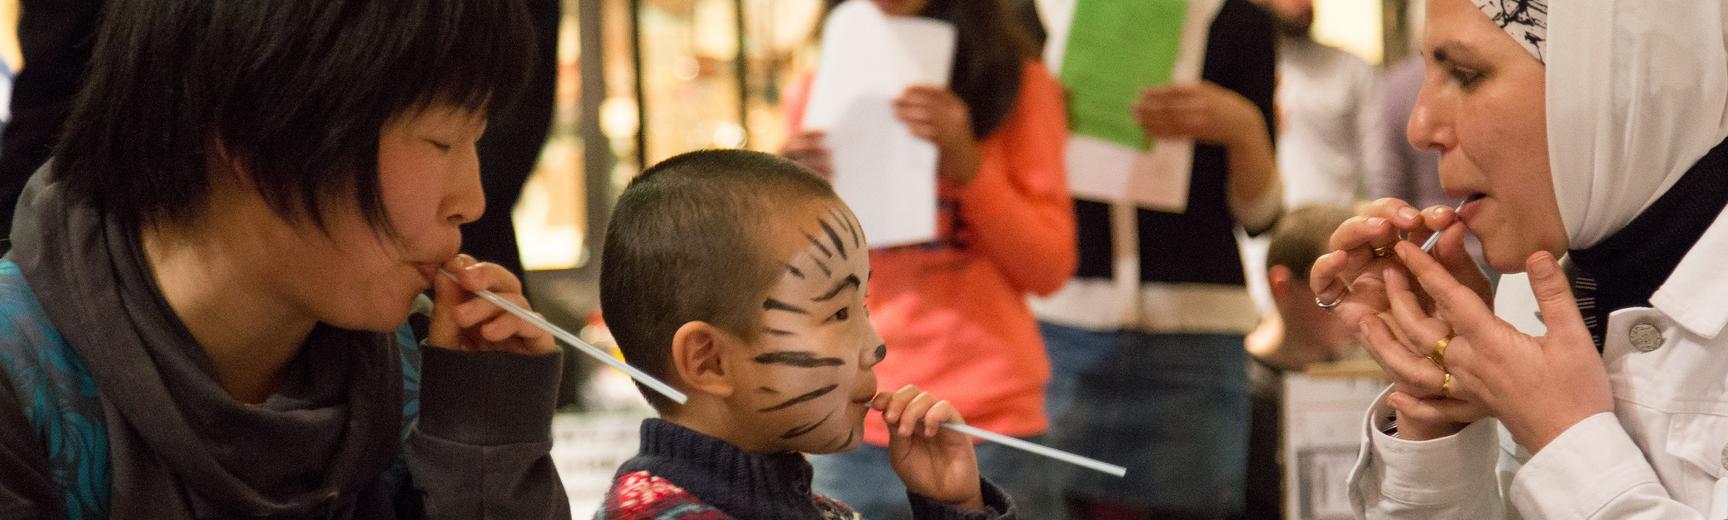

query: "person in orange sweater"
xmin=779 ymin=0 xmax=1076 ymax=518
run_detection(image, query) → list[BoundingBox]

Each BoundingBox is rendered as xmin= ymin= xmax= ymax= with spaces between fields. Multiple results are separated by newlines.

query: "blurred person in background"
xmin=779 ymin=0 xmax=1077 ymax=518
xmin=1260 ymin=0 xmax=1376 ymax=208
xmin=0 ymin=0 xmax=101 ymax=256
xmin=1366 ymin=0 xmax=1450 ymax=210
xmin=1030 ymin=0 xmax=1282 ymax=517
xmin=1237 ymin=204 xmax=1358 ymax=520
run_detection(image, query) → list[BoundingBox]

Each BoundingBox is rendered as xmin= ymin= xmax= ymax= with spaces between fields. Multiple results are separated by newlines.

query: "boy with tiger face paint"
xmin=597 ymin=150 xmax=1016 ymax=520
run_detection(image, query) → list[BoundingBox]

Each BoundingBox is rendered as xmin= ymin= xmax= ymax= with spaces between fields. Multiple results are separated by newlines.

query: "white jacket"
xmin=1347 ymin=207 xmax=1728 ymax=519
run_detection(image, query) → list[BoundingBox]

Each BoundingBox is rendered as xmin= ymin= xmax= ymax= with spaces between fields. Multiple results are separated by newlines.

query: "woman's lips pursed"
xmin=1457 ymin=193 xmax=1487 ymax=223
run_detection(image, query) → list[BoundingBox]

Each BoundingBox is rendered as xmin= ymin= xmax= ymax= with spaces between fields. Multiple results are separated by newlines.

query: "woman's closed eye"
xmin=425 ymin=139 xmax=453 ymax=154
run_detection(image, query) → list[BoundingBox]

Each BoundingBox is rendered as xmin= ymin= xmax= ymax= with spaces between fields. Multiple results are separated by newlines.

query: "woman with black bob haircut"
xmin=0 ymin=0 xmax=571 ymax=518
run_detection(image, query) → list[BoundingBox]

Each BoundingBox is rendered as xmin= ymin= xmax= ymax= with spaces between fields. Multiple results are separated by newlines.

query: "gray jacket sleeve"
xmin=407 ymin=347 xmax=571 ymax=519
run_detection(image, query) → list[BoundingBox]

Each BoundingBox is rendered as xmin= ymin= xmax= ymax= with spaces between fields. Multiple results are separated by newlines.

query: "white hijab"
xmin=1536 ymin=0 xmax=1728 ymax=249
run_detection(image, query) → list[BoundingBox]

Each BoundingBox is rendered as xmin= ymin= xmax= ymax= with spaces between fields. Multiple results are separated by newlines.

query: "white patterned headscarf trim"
xmin=1472 ymin=0 xmax=1547 ymax=63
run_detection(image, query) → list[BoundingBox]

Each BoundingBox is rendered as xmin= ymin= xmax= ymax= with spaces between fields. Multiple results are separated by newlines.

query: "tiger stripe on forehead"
xmin=818 ymin=219 xmax=848 ymax=260
xmin=779 ymin=211 xmax=861 ymax=286
xmin=827 ymin=207 xmax=862 ymax=249
xmin=804 ymin=232 xmax=834 ymax=259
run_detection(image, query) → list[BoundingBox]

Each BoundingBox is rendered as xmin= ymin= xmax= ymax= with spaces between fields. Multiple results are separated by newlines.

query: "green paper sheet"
xmin=1058 ymin=0 xmax=1189 ymax=151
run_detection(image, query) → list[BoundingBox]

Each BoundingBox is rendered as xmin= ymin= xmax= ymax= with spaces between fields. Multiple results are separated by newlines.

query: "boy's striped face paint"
xmin=746 ymin=202 xmax=883 ymax=454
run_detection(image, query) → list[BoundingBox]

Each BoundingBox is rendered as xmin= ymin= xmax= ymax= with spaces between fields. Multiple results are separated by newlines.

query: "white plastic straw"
xmin=437 ymin=270 xmax=689 ymax=404
xmin=942 ymin=423 xmax=1128 ymax=477
xmin=1419 ymin=200 xmax=1471 ymax=253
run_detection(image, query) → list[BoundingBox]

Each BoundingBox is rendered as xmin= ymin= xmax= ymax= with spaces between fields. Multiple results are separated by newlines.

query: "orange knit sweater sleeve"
xmin=953 ymin=62 xmax=1076 ymax=296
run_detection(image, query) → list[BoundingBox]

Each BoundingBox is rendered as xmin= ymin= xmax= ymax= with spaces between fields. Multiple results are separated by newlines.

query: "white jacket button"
xmin=1629 ymin=322 xmax=1664 ymax=352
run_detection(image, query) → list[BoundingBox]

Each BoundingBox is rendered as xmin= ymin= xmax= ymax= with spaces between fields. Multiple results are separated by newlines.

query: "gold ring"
xmin=1441 ymin=373 xmax=1454 ymax=398
xmin=1373 ymin=245 xmax=1392 ymax=258
xmin=1434 ymin=335 xmax=1452 ymax=358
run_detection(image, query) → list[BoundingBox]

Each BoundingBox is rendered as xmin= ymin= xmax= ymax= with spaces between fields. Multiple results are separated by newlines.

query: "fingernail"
xmin=1358 ymin=318 xmax=1372 ymax=333
xmin=1366 ymin=217 xmax=1386 ymax=227
xmin=1397 ymin=207 xmax=1420 ymax=223
xmin=1529 ymin=252 xmax=1558 ymax=277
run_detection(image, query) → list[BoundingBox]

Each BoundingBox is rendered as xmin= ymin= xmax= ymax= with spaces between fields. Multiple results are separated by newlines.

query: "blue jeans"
xmin=810 ymin=435 xmax=1065 ymax=520
xmin=1040 ymin=323 xmax=1249 ymax=515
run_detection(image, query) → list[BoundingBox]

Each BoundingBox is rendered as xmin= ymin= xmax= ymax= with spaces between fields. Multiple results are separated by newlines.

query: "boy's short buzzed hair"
xmin=600 ymin=149 xmax=837 ymax=413
xmin=1266 ymin=204 xmax=1357 ymax=280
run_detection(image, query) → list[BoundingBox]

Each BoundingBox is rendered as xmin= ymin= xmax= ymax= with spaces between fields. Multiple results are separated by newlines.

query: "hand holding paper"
xmin=1133 ymin=81 xmax=1264 ymax=147
xmin=894 ymin=86 xmax=981 ymax=185
xmin=799 ymin=0 xmax=956 ymax=247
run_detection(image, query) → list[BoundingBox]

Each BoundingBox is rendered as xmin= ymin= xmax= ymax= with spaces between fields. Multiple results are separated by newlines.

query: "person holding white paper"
xmin=1030 ymin=0 xmax=1282 ymax=517
xmin=780 ymin=1 xmax=1076 ymax=518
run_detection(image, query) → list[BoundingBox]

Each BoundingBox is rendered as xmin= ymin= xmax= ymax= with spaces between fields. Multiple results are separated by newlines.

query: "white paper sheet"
xmin=801 ymin=0 xmax=956 ymax=247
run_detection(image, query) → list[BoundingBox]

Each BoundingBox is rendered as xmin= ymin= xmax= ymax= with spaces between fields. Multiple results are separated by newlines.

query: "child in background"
xmin=596 ymin=149 xmax=1016 ymax=520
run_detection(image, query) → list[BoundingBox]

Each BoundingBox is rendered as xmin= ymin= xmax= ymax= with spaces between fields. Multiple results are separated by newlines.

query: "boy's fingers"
xmin=885 ymin=384 xmax=920 ymax=423
xmin=925 ymin=400 xmax=958 ymax=437
xmin=871 ymin=391 xmax=892 ymax=411
xmin=899 ymin=393 xmax=938 ymax=437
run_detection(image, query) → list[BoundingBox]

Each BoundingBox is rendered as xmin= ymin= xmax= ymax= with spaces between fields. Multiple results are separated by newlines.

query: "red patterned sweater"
xmin=595 ymin=420 xmax=1014 ymax=520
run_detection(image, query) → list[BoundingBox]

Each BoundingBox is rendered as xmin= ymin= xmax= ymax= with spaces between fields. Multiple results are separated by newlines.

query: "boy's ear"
xmin=1267 ymin=265 xmax=1293 ymax=301
xmin=671 ymin=321 xmax=736 ymax=398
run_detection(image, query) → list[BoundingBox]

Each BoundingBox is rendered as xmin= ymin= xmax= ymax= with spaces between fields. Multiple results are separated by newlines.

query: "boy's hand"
xmin=427 ymin=254 xmax=556 ymax=355
xmin=875 ymin=385 xmax=984 ymax=512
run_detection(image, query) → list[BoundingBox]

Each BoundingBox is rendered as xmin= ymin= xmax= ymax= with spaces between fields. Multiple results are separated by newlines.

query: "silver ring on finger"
xmin=1316 ymin=293 xmax=1345 ymax=310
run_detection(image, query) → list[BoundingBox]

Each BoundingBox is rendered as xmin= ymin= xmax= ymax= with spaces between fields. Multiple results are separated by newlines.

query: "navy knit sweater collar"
xmin=619 ymin=419 xmax=824 ymax=520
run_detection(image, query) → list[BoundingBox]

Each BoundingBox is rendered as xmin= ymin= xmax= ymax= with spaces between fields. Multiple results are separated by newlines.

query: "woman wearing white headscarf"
xmin=1308 ymin=0 xmax=1728 ymax=517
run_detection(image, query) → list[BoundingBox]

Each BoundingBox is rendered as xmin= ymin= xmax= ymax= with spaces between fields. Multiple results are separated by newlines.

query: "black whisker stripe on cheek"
xmin=819 ymin=219 xmax=848 ymax=260
xmin=763 ymin=299 xmax=810 ymax=315
xmin=758 ymin=387 xmax=781 ymax=394
xmin=823 ymin=429 xmax=856 ymax=452
xmin=784 ymin=263 xmax=806 ymax=279
xmin=758 ymin=384 xmax=839 ymax=412
xmin=764 ymin=327 xmax=797 ymax=337
xmin=811 ymin=258 xmax=832 ymax=278
xmin=754 ymin=351 xmax=846 ymax=367
xmin=805 ymin=233 xmax=834 ymax=258
xmin=780 ymin=410 xmax=836 ymax=439
xmin=812 ymin=274 xmax=862 ymax=302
